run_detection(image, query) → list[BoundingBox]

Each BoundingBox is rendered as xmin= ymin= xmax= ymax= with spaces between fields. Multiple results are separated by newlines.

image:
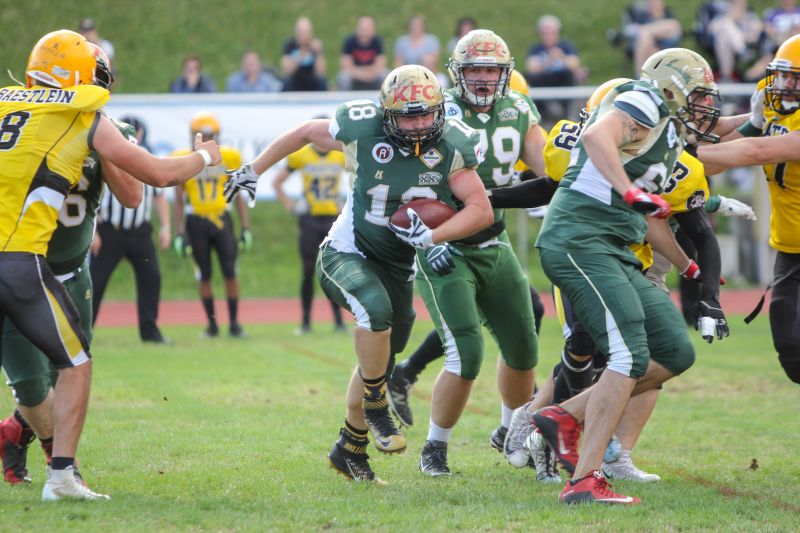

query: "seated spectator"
xmin=525 ymin=15 xmax=586 ymax=88
xmin=446 ymin=16 xmax=477 ymax=56
xmin=226 ymin=50 xmax=282 ymax=92
xmin=337 ymin=15 xmax=387 ymax=91
xmin=620 ymin=0 xmax=683 ymax=76
xmin=394 ymin=15 xmax=445 ymax=85
xmin=707 ymin=0 xmax=764 ymax=81
xmin=78 ymin=18 xmax=114 ymax=62
xmin=743 ymin=0 xmax=800 ymax=81
xmin=169 ymin=55 xmax=216 ymax=93
xmin=281 ymin=17 xmax=327 ymax=92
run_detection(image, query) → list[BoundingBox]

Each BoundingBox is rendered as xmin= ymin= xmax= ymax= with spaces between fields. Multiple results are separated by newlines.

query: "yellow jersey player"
xmin=0 ymin=29 xmax=221 ymax=501
xmin=272 ymin=134 xmax=347 ymax=333
xmin=173 ymin=112 xmax=251 ymax=338
xmin=699 ymin=33 xmax=800 ymax=384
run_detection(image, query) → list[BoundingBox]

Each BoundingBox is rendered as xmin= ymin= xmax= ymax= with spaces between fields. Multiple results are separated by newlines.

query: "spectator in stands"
xmin=742 ymin=0 xmax=800 ymax=80
xmin=525 ymin=15 xmax=585 ymax=88
xmin=337 ymin=15 xmax=387 ymax=91
xmin=281 ymin=17 xmax=327 ymax=92
xmin=226 ymin=50 xmax=282 ymax=92
xmin=707 ymin=0 xmax=763 ymax=81
xmin=446 ymin=16 xmax=477 ymax=55
xmin=169 ymin=55 xmax=216 ymax=93
xmin=78 ymin=18 xmax=114 ymax=62
xmin=394 ymin=15 xmax=445 ymax=86
xmin=624 ymin=0 xmax=683 ymax=75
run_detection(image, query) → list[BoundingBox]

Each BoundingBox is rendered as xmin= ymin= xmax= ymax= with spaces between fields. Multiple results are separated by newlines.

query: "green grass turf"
xmin=0 ymin=315 xmax=796 ymax=531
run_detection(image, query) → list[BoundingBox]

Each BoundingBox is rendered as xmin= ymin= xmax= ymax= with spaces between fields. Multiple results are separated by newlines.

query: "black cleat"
xmin=328 ymin=430 xmax=386 ymax=484
xmin=387 ymin=362 xmax=417 ymax=427
xmin=489 ymin=425 xmax=508 ymax=453
xmin=419 ymin=440 xmax=451 ymax=477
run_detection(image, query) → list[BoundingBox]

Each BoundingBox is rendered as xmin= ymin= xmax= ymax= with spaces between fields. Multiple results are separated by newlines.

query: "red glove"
xmin=623 ymin=187 xmax=671 ymax=219
xmin=681 ymin=260 xmax=702 ymax=281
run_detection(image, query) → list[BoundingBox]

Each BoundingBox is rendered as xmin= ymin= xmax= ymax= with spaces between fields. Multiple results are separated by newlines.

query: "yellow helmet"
xmin=380 ymin=65 xmax=444 ymax=155
xmin=191 ymin=111 xmax=221 ymax=138
xmin=448 ymin=29 xmax=514 ymax=107
xmin=640 ymin=48 xmax=720 ymax=142
xmin=508 ymin=69 xmax=529 ymax=96
xmin=766 ymin=34 xmax=800 ymax=115
xmin=579 ymin=78 xmax=632 ymax=124
xmin=26 ymin=29 xmax=97 ymax=88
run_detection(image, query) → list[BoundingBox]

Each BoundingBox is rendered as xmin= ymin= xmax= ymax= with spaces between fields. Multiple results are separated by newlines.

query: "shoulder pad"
xmin=613 ymin=90 xmax=661 ymax=128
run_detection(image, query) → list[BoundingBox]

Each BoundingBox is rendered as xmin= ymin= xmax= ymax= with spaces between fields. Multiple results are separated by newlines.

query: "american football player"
xmin=0 ymin=29 xmax=221 ymax=501
xmin=223 ymin=64 xmax=493 ymax=484
xmin=699 ymin=33 xmax=800 ymax=384
xmin=172 ymin=113 xmax=250 ymax=338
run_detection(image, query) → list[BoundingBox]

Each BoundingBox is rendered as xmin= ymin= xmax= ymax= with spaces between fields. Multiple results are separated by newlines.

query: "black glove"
xmin=425 ymin=243 xmax=463 ymax=276
xmin=694 ymin=295 xmax=729 ymax=343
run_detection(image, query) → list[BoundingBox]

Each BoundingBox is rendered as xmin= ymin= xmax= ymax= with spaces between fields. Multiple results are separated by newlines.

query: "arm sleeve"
xmin=488 ymin=177 xmax=558 ymax=208
xmin=673 ymin=208 xmax=721 ymax=297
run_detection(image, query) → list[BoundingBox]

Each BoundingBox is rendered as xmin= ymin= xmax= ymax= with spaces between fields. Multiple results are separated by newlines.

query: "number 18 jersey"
xmin=325 ymin=100 xmax=483 ymax=280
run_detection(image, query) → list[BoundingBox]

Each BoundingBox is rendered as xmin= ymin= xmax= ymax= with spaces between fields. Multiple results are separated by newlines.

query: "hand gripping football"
xmin=389 ymin=198 xmax=456 ymax=229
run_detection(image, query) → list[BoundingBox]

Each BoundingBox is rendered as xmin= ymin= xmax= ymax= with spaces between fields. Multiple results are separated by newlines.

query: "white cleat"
xmin=526 ymin=430 xmax=562 ymax=484
xmin=42 ymin=466 xmax=110 ymax=501
xmin=602 ymin=451 xmax=661 ymax=482
xmin=504 ymin=401 xmax=536 ymax=468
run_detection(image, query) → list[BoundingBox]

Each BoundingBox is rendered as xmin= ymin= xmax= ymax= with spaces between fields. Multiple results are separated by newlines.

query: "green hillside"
xmin=4 ymin=0 xmax=774 ymax=92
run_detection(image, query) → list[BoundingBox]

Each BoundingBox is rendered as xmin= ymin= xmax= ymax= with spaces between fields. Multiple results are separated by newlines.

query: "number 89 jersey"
xmin=325 ymin=100 xmax=483 ymax=280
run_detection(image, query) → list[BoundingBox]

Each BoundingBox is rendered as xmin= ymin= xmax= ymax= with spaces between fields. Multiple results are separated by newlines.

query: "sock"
xmin=40 ymin=436 xmax=54 ymax=464
xmin=361 ymin=374 xmax=387 ymax=410
xmin=51 ymin=456 xmax=75 ymax=470
xmin=427 ymin=419 xmax=453 ymax=443
xmin=407 ymin=330 xmax=444 ymax=375
xmin=331 ymin=302 xmax=343 ymax=326
xmin=13 ymin=409 xmax=31 ymax=429
xmin=553 ymin=348 xmax=593 ymax=401
xmin=202 ymin=297 xmax=217 ymax=327
xmin=340 ymin=420 xmax=369 ymax=454
xmin=501 ymin=403 xmax=514 ymax=428
xmin=227 ymin=297 xmax=239 ymax=326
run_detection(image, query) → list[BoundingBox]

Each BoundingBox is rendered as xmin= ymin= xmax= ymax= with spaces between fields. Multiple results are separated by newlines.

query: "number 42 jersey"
xmin=324 ymin=99 xmax=483 ymax=280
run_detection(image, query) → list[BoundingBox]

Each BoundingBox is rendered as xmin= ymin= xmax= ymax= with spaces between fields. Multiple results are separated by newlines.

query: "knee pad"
xmin=566 ymin=330 xmax=595 ymax=358
xmin=8 ymin=376 xmax=52 ymax=407
xmin=775 ymin=340 xmax=800 ymax=384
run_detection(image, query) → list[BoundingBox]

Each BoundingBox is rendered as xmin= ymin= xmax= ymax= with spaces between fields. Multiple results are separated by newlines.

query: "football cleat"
xmin=200 ymin=324 xmax=219 ymax=338
xmin=602 ymin=451 xmax=661 ymax=482
xmin=42 ymin=466 xmax=110 ymax=501
xmin=526 ymin=430 xmax=562 ymax=484
xmin=328 ymin=431 xmax=386 ymax=485
xmin=532 ymin=406 xmax=582 ymax=475
xmin=229 ymin=322 xmax=247 ymax=339
xmin=0 ymin=414 xmax=34 ymax=485
xmin=559 ymin=470 xmax=640 ymax=505
xmin=387 ymin=361 xmax=417 ymax=427
xmin=504 ymin=402 xmax=536 ymax=468
xmin=489 ymin=425 xmax=508 ymax=453
xmin=419 ymin=439 xmax=451 ymax=477
xmin=364 ymin=406 xmax=407 ymax=454
xmin=604 ymin=434 xmax=623 ymax=464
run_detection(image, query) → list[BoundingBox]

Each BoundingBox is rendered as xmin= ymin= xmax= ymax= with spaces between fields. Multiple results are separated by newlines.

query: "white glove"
xmin=749 ymin=88 xmax=765 ymax=130
xmin=224 ymin=163 xmax=259 ymax=205
xmin=717 ymin=196 xmax=756 ymax=221
xmin=526 ymin=206 xmax=549 ymax=218
xmin=387 ymin=208 xmax=434 ymax=249
xmin=291 ymin=197 xmax=309 ymax=216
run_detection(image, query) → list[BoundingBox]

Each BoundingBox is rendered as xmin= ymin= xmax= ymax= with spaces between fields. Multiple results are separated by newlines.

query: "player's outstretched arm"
xmin=699 ymin=130 xmax=800 ymax=170
xmin=520 ymin=124 xmax=547 ymax=178
xmin=94 ymin=115 xmax=220 ymax=187
xmin=431 ymin=169 xmax=493 ymax=244
xmin=487 ymin=176 xmax=558 ymax=209
xmin=99 ymin=156 xmax=143 ymax=208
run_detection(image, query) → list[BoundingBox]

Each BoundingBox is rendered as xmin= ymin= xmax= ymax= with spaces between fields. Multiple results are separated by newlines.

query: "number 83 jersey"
xmin=325 ymin=99 xmax=483 ymax=280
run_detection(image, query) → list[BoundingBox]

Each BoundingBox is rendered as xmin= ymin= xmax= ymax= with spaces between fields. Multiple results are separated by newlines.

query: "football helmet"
xmin=380 ymin=65 xmax=445 ymax=155
xmin=579 ymin=77 xmax=632 ymax=125
xmin=508 ymin=69 xmax=529 ymax=96
xmin=26 ymin=29 xmax=98 ymax=89
xmin=448 ymin=29 xmax=514 ymax=107
xmin=191 ymin=111 xmax=221 ymax=139
xmin=88 ymin=43 xmax=114 ymax=90
xmin=766 ymin=34 xmax=800 ymax=115
xmin=640 ymin=48 xmax=720 ymax=142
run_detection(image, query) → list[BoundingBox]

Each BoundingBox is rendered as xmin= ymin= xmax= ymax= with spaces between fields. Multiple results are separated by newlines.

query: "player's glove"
xmin=717 ymin=196 xmax=756 ymax=221
xmin=425 ymin=243 xmax=463 ymax=276
xmin=239 ymin=229 xmax=253 ymax=252
xmin=623 ymin=187 xmax=671 ymax=218
xmin=680 ymin=260 xmax=702 ymax=282
xmin=749 ymin=87 xmax=766 ymax=130
xmin=387 ymin=208 xmax=434 ymax=249
xmin=173 ymin=233 xmax=191 ymax=258
xmin=224 ymin=163 xmax=259 ymax=204
xmin=694 ymin=295 xmax=729 ymax=343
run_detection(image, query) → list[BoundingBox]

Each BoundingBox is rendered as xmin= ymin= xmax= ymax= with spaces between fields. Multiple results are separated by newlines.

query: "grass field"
xmin=1 ymin=316 xmax=797 ymax=531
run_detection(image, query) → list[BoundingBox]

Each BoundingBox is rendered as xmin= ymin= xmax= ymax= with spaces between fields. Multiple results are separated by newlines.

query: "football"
xmin=389 ymin=198 xmax=456 ymax=229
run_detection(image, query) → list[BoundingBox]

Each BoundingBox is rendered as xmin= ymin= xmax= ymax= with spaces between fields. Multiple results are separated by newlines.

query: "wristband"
xmin=736 ymin=120 xmax=762 ymax=138
xmin=197 ymin=149 xmax=212 ymax=167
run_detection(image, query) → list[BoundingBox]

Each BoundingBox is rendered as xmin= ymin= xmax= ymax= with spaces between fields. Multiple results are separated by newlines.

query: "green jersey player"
xmin=0 ymin=116 xmax=143 ymax=485
xmin=223 ymin=65 xmax=493 ymax=484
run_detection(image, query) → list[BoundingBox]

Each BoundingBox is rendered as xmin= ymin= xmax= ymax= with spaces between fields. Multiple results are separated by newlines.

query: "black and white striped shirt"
xmin=98 ymin=183 xmax=159 ymax=230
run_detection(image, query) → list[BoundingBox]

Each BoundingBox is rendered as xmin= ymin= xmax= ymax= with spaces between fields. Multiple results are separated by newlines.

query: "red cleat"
xmin=532 ymin=406 xmax=581 ymax=474
xmin=560 ymin=470 xmax=640 ymax=504
xmin=0 ymin=415 xmax=34 ymax=484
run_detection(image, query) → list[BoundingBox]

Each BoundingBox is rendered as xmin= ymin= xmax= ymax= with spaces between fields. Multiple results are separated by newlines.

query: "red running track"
xmin=95 ymin=290 xmax=769 ymax=327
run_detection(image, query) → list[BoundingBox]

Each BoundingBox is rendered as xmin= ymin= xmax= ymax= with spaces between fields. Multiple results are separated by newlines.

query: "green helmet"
xmin=640 ymin=48 xmax=720 ymax=142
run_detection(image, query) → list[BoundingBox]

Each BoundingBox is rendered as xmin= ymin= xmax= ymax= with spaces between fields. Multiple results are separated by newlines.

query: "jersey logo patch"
xmin=418 ymin=171 xmax=442 ymax=185
xmin=667 ymin=121 xmax=678 ymax=148
xmin=514 ymin=101 xmax=530 ymax=114
xmin=497 ymin=108 xmax=519 ymax=122
xmin=420 ymin=148 xmax=443 ymax=169
xmin=686 ymin=190 xmax=706 ymax=210
xmin=374 ymin=170 xmax=384 ymax=180
xmin=445 ymin=102 xmax=462 ymax=119
xmin=372 ymin=143 xmax=394 ymax=163
xmin=477 ymin=113 xmax=491 ymax=124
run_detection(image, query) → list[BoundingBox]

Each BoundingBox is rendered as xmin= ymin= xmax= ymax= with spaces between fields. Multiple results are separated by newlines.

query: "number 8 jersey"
xmin=324 ymin=99 xmax=483 ymax=280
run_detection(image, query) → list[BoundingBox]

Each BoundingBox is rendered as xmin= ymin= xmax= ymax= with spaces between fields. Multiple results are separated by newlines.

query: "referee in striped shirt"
xmin=90 ymin=116 xmax=171 ymax=343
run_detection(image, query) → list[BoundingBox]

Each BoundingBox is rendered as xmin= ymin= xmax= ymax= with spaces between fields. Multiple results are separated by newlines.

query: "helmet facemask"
xmin=448 ymin=29 xmax=514 ymax=108
xmin=766 ymin=61 xmax=800 ymax=115
xmin=383 ymin=103 xmax=445 ymax=156
xmin=674 ymin=86 xmax=721 ymax=143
